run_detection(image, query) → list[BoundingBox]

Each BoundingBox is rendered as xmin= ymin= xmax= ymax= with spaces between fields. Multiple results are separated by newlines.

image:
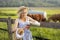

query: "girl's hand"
xmin=24 ymin=25 xmax=30 ymax=30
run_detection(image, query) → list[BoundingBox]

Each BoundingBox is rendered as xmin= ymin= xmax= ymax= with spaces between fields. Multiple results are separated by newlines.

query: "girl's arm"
xmin=28 ymin=16 xmax=40 ymax=26
xmin=12 ymin=19 xmax=24 ymax=33
xmin=12 ymin=19 xmax=18 ymax=32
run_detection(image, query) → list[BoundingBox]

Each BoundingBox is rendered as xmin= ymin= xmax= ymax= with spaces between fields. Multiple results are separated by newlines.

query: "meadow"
xmin=0 ymin=7 xmax=60 ymax=40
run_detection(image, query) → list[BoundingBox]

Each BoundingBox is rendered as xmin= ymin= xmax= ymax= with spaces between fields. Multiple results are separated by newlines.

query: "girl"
xmin=13 ymin=6 xmax=40 ymax=40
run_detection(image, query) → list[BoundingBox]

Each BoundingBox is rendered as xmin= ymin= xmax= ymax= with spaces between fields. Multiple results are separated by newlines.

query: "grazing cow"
xmin=27 ymin=14 xmax=46 ymax=22
xmin=27 ymin=10 xmax=47 ymax=22
xmin=48 ymin=14 xmax=60 ymax=22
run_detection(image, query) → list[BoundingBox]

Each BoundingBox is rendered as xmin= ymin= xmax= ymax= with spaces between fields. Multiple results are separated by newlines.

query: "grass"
xmin=0 ymin=7 xmax=60 ymax=18
xmin=0 ymin=22 xmax=9 ymax=40
xmin=30 ymin=26 xmax=60 ymax=40
xmin=0 ymin=7 xmax=60 ymax=40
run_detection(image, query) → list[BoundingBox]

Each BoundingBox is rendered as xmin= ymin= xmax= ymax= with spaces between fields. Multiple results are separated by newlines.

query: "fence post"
xmin=7 ymin=17 xmax=13 ymax=40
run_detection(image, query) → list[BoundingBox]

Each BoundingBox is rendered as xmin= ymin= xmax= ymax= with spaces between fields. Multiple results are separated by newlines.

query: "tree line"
xmin=0 ymin=0 xmax=60 ymax=7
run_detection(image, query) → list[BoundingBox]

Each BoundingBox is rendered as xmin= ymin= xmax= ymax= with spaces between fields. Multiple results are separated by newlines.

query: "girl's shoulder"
xmin=15 ymin=18 xmax=19 ymax=21
xmin=15 ymin=18 xmax=20 ymax=22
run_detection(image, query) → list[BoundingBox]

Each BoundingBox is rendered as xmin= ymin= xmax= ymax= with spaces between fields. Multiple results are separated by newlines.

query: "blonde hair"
xmin=17 ymin=6 xmax=28 ymax=18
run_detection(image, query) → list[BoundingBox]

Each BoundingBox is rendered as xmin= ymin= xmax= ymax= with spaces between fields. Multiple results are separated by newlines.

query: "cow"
xmin=27 ymin=10 xmax=47 ymax=22
xmin=48 ymin=14 xmax=60 ymax=22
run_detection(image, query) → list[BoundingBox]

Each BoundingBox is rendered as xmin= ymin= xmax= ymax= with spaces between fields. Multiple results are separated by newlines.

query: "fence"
xmin=0 ymin=17 xmax=60 ymax=40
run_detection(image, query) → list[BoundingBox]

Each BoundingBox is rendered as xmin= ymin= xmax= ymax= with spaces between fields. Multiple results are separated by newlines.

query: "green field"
xmin=0 ymin=7 xmax=60 ymax=40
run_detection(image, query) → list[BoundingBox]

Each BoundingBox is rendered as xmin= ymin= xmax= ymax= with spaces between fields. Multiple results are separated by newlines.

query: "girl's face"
xmin=20 ymin=9 xmax=28 ymax=18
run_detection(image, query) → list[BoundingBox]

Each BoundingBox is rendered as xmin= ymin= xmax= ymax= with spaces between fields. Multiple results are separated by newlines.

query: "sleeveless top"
xmin=16 ymin=16 xmax=33 ymax=40
xmin=17 ymin=16 xmax=31 ymax=33
xmin=18 ymin=16 xmax=30 ymax=28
